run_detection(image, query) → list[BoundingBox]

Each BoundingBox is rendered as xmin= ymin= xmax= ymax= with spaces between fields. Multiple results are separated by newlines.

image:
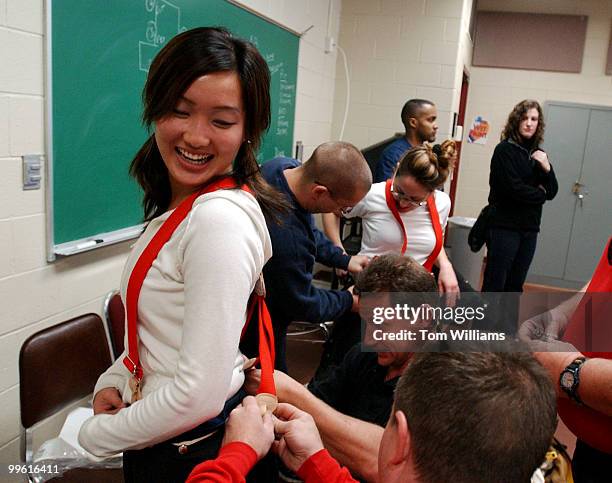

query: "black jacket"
xmin=487 ymin=139 xmax=558 ymax=232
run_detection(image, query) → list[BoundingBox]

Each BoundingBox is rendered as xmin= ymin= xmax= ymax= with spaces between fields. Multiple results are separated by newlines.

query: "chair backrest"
xmin=362 ymin=133 xmax=404 ymax=175
xmin=103 ymin=290 xmax=125 ymax=359
xmin=19 ymin=313 xmax=112 ymax=429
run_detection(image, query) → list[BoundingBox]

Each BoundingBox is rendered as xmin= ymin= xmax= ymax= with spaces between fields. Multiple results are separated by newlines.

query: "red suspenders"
xmin=123 ymin=176 xmax=276 ymax=409
xmin=384 ymin=179 xmax=443 ymax=272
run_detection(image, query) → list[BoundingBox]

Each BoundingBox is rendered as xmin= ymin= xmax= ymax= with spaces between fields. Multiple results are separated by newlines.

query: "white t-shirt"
xmin=346 ymin=181 xmax=451 ymax=265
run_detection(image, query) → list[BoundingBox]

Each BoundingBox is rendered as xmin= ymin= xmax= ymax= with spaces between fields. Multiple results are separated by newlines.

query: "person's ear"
xmin=390 ymin=410 xmax=411 ymax=465
xmin=408 ymin=117 xmax=418 ymax=129
xmin=311 ymin=184 xmax=328 ymax=199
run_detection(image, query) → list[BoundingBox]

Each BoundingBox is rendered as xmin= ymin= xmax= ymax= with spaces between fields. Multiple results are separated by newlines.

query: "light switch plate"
xmin=23 ymin=154 xmax=44 ymax=190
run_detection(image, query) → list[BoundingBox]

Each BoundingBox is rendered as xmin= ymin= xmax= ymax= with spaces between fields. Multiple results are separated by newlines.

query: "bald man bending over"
xmin=242 ymin=142 xmax=372 ymax=373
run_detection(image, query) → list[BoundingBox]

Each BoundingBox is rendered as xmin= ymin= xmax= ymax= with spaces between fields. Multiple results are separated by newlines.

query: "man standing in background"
xmin=374 ymin=98 xmax=438 ymax=182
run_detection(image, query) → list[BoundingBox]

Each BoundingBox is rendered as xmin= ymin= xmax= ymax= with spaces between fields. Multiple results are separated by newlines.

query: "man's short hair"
xmin=400 ymin=99 xmax=434 ymax=129
xmin=302 ymin=141 xmax=372 ymax=201
xmin=355 ymin=254 xmax=436 ymax=293
xmin=395 ymin=345 xmax=557 ymax=483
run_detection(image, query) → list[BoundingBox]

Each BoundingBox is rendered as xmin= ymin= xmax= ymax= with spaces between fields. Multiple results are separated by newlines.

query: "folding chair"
xmin=102 ymin=290 xmax=125 ymax=360
xmin=19 ymin=314 xmax=123 ymax=482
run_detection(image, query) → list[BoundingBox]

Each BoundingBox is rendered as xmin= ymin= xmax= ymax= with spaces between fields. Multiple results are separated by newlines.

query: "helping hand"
xmin=347 ymin=255 xmax=370 ymax=274
xmin=518 ymin=307 xmax=569 ymax=344
xmin=222 ymin=396 xmax=275 ymax=460
xmin=272 ymin=403 xmax=324 ymax=473
xmin=519 ymin=306 xmax=572 ymax=355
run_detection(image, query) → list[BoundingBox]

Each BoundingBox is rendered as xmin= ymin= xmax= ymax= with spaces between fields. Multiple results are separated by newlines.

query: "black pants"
xmin=123 ymin=389 xmax=278 ymax=483
xmin=572 ymin=439 xmax=612 ymax=483
xmin=123 ymin=431 xmax=278 ymax=483
xmin=123 ymin=426 xmax=224 ymax=483
xmin=482 ymin=227 xmax=538 ymax=292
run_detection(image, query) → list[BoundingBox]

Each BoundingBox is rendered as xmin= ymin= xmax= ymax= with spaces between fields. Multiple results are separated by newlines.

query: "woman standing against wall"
xmin=481 ymin=100 xmax=558 ymax=293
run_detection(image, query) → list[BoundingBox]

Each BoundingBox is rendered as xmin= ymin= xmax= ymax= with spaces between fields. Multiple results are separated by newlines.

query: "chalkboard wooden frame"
xmin=44 ymin=0 xmax=299 ymax=261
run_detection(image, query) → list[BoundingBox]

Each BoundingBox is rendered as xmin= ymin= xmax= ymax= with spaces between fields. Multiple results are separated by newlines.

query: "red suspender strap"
xmin=384 ymin=179 xmax=443 ymax=272
xmin=256 ymin=298 xmax=276 ymax=394
xmin=424 ymin=195 xmax=443 ymax=272
xmin=241 ymin=289 xmax=276 ymax=396
xmin=123 ymin=176 xmax=276 ymax=402
xmin=385 ymin=179 xmax=407 ymax=255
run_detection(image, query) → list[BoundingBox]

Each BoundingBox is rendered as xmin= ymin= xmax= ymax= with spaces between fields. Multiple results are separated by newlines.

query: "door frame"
xmin=449 ymin=69 xmax=470 ymax=216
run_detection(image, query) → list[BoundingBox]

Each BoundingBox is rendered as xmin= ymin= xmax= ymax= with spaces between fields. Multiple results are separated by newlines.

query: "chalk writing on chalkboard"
xmin=48 ymin=0 xmax=298 ymax=257
xmin=139 ymin=0 xmax=185 ymax=72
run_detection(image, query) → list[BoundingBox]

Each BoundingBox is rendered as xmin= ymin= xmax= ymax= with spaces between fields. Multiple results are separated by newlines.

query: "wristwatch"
xmin=559 ymin=357 xmax=587 ymax=405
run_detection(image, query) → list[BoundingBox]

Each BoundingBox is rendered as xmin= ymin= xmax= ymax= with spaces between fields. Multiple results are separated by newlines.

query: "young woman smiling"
xmin=78 ymin=27 xmax=286 ymax=482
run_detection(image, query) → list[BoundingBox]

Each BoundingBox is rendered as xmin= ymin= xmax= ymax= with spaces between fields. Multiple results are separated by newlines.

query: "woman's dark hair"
xmin=395 ymin=140 xmax=456 ymax=191
xmin=501 ymin=99 xmax=545 ymax=148
xmin=130 ymin=26 xmax=288 ymax=221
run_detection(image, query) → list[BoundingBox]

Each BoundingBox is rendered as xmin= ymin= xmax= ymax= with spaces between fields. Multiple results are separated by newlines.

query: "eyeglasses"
xmin=390 ymin=177 xmax=429 ymax=207
xmin=315 ymin=181 xmax=353 ymax=216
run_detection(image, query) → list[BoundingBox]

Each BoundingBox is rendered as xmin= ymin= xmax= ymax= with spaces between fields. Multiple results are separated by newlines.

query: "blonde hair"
xmin=395 ymin=140 xmax=456 ymax=190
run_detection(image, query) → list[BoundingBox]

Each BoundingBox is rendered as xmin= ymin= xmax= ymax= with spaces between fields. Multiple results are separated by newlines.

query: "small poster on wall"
xmin=467 ymin=116 xmax=490 ymax=144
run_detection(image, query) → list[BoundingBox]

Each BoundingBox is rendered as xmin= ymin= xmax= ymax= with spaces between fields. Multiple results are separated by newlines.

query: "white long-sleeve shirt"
xmin=79 ymin=189 xmax=272 ymax=456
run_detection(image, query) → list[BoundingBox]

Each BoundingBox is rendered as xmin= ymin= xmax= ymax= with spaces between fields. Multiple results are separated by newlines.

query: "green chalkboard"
xmin=47 ymin=0 xmax=298 ymax=257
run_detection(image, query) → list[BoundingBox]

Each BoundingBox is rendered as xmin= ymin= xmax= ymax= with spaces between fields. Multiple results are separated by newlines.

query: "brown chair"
xmin=19 ymin=314 xmax=123 ymax=482
xmin=286 ymin=321 xmax=332 ymax=384
xmin=102 ymin=290 xmax=125 ymax=360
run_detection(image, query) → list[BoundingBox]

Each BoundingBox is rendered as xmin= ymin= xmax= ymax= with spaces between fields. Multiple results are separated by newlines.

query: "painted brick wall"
xmin=331 ymin=0 xmax=469 ymax=149
xmin=454 ymin=0 xmax=612 ymax=217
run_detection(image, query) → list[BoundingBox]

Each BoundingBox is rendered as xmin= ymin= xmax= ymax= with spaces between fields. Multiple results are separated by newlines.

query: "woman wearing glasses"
xmin=317 ymin=143 xmax=458 ymax=373
xmin=327 ymin=142 xmax=458 ymax=295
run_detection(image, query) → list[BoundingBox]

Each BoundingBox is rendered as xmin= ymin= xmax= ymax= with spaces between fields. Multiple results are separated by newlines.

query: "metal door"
xmin=564 ymin=108 xmax=612 ymax=282
xmin=529 ymin=102 xmax=612 ymax=287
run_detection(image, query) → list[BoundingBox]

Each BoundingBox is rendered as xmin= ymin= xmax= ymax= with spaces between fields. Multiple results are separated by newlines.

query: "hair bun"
xmin=436 ymin=139 xmax=457 ymax=171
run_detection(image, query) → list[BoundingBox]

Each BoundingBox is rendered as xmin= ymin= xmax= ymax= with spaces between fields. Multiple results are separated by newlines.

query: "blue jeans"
xmin=482 ymin=227 xmax=538 ymax=293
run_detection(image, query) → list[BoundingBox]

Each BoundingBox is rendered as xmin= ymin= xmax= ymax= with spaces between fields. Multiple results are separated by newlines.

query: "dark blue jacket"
xmin=259 ymin=157 xmax=353 ymax=371
xmin=374 ymin=137 xmax=412 ymax=182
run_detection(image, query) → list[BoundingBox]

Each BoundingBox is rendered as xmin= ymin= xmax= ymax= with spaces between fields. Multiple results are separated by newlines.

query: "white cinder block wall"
xmin=331 ymin=0 xmax=471 ymax=149
xmin=0 ymin=0 xmax=342 ymax=463
xmin=454 ymin=0 xmax=612 ymax=217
